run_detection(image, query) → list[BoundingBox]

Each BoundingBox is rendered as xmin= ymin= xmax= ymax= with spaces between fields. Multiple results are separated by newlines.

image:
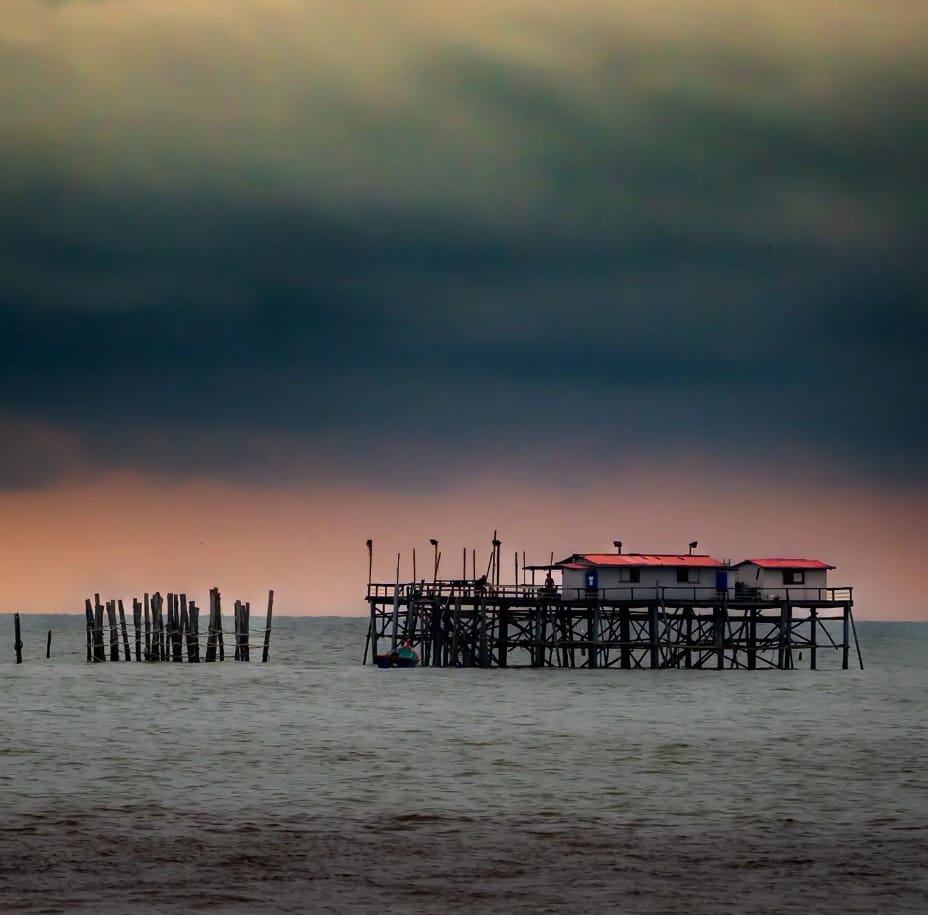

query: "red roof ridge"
xmin=736 ymin=558 xmax=835 ymax=570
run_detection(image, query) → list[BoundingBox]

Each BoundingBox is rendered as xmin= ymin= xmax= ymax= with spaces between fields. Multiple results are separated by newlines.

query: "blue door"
xmin=585 ymin=568 xmax=598 ymax=591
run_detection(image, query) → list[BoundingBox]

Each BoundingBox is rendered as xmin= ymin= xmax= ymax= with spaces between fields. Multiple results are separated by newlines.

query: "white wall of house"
xmin=560 ymin=565 xmax=725 ymax=598
xmin=734 ymin=563 xmax=829 ymax=598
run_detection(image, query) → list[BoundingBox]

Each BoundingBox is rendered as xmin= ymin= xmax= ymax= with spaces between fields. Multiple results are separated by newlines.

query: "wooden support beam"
xmin=809 ymin=607 xmax=817 ymax=670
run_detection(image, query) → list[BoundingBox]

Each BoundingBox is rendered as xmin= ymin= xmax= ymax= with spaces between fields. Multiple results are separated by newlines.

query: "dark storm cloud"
xmin=1 ymin=3 xmax=926 ymax=488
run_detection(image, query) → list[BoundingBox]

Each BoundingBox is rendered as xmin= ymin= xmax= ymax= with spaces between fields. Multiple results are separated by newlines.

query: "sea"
xmin=1 ymin=614 xmax=925 ymax=914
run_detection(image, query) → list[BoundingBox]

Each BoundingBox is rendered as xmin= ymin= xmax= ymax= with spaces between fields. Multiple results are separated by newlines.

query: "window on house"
xmin=676 ymin=568 xmax=699 ymax=583
xmin=783 ymin=570 xmax=805 ymax=585
xmin=619 ymin=568 xmax=640 ymax=583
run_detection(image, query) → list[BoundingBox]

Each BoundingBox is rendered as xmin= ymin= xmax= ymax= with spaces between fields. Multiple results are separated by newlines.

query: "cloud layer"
xmin=1 ymin=0 xmax=926 ymax=490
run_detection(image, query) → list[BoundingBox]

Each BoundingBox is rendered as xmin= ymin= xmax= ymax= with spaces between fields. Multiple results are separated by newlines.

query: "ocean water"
xmin=1 ymin=615 xmax=926 ymax=913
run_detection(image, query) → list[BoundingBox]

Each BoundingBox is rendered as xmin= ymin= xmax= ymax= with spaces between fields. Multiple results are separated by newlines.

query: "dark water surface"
xmin=1 ymin=616 xmax=926 ymax=913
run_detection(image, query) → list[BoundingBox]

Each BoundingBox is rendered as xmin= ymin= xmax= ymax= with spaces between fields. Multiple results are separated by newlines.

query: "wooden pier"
xmin=364 ymin=577 xmax=863 ymax=671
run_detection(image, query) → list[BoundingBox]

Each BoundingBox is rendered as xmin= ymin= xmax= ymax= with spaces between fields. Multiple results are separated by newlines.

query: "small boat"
xmin=374 ymin=643 xmax=420 ymax=669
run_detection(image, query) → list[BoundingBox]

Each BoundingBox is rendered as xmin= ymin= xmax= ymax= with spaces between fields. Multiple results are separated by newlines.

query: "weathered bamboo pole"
xmin=118 ymin=600 xmax=131 ymax=661
xmin=13 ymin=613 xmax=23 ymax=664
xmin=262 ymin=590 xmax=274 ymax=663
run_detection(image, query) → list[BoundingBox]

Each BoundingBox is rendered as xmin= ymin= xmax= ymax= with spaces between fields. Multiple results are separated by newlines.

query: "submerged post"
xmin=13 ymin=613 xmax=23 ymax=664
xmin=46 ymin=629 xmax=52 ymax=659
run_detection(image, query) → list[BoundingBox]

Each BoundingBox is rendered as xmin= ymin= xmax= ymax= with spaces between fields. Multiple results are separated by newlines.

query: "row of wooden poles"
xmin=82 ymin=588 xmax=274 ymax=663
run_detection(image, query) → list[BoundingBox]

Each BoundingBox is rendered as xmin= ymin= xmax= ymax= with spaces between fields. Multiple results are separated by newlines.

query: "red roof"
xmin=558 ymin=553 xmax=724 ymax=568
xmin=737 ymin=558 xmax=835 ymax=570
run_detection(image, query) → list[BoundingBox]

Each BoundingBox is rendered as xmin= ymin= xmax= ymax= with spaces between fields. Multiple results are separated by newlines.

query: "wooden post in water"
xmin=118 ymin=600 xmax=131 ymax=661
xmin=498 ymin=602 xmax=509 ymax=668
xmin=262 ymin=590 xmax=274 ymax=663
xmin=151 ymin=592 xmax=163 ymax=661
xmin=190 ymin=600 xmax=200 ymax=662
xmin=107 ymin=600 xmax=119 ymax=661
xmin=648 ymin=601 xmax=660 ymax=669
xmin=809 ymin=607 xmax=818 ymax=670
xmin=46 ymin=629 xmax=52 ymax=659
xmin=205 ymin=588 xmax=218 ymax=662
xmin=143 ymin=593 xmax=151 ymax=661
xmin=747 ymin=607 xmax=757 ymax=671
xmin=84 ymin=599 xmax=94 ymax=662
xmin=842 ymin=603 xmax=850 ymax=670
xmin=715 ymin=605 xmax=725 ymax=670
xmin=216 ymin=590 xmax=225 ymax=661
xmin=133 ymin=599 xmax=142 ymax=662
xmin=13 ymin=613 xmax=23 ymax=664
xmin=93 ymin=596 xmax=105 ymax=662
xmin=181 ymin=594 xmax=193 ymax=662
xmin=244 ymin=601 xmax=251 ymax=662
xmin=171 ymin=594 xmax=184 ymax=662
xmin=233 ymin=600 xmax=241 ymax=661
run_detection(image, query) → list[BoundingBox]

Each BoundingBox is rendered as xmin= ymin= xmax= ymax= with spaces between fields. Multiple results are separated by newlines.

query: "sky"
xmin=1 ymin=0 xmax=926 ymax=618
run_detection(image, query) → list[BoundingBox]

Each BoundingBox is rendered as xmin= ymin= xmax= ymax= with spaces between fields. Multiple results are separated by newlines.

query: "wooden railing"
xmin=368 ymin=581 xmax=853 ymax=603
